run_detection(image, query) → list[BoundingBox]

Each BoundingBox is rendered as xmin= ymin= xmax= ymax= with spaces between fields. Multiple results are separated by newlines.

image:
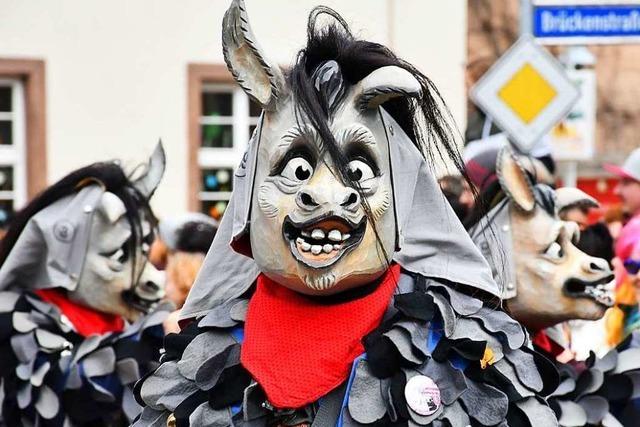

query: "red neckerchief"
xmin=35 ymin=289 xmax=125 ymax=337
xmin=531 ymin=329 xmax=565 ymax=358
xmin=241 ymin=264 xmax=400 ymax=409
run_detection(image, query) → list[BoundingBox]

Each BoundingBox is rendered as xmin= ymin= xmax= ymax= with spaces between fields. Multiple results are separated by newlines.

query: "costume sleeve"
xmin=344 ymin=274 xmax=560 ymax=426
xmin=133 ymin=298 xmax=249 ymax=426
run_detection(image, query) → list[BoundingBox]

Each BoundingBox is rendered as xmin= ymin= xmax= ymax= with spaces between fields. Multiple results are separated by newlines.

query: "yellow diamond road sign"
xmin=498 ymin=63 xmax=557 ymax=124
xmin=471 ymin=35 xmax=579 ymax=152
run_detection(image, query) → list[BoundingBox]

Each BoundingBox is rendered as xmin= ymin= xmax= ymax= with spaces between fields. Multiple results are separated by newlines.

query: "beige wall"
xmin=0 ymin=0 xmax=467 ymax=216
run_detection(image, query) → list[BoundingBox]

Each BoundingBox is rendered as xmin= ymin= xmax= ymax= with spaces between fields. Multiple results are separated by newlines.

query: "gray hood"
xmin=0 ymin=185 xmax=104 ymax=292
xmin=181 ymin=109 xmax=499 ymax=320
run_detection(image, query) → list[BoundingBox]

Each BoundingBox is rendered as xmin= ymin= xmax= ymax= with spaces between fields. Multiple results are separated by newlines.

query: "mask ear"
xmin=222 ymin=0 xmax=284 ymax=111
xmin=354 ymin=66 xmax=421 ymax=110
xmin=132 ymin=142 xmax=166 ymax=199
xmin=496 ymin=147 xmax=536 ymax=213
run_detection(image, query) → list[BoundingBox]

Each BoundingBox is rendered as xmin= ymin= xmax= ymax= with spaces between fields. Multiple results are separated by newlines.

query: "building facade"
xmin=0 ymin=0 xmax=467 ymax=221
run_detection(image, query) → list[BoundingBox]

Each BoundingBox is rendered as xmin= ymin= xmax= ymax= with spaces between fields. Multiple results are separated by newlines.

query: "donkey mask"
xmin=470 ymin=148 xmax=614 ymax=331
xmin=0 ymin=144 xmax=166 ymax=321
xmin=179 ymin=0 xmax=500 ymax=313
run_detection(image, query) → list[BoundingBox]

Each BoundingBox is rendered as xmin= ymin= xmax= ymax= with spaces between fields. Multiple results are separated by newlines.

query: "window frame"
xmin=187 ymin=63 xmax=259 ymax=216
xmin=0 ymin=77 xmax=27 ymax=208
xmin=0 ymin=59 xmax=46 ymax=202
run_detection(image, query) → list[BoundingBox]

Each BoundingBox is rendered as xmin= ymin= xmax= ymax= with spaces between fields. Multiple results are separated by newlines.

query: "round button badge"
xmin=404 ymin=375 xmax=441 ymax=416
xmin=53 ymin=221 xmax=75 ymax=243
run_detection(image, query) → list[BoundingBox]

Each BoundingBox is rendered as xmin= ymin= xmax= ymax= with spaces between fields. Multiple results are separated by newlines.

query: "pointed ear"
xmin=497 ymin=147 xmax=536 ymax=213
xmin=133 ymin=141 xmax=166 ymax=199
xmin=354 ymin=66 xmax=421 ymax=110
xmin=222 ymin=0 xmax=284 ymax=111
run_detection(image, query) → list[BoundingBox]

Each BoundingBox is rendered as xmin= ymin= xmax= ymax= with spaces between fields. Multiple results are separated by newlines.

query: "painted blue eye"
xmin=281 ymin=157 xmax=313 ymax=182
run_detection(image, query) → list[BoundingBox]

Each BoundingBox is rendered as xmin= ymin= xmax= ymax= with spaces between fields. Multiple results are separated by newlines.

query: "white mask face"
xmin=69 ymin=192 xmax=165 ymax=321
xmin=249 ymin=98 xmax=396 ymax=295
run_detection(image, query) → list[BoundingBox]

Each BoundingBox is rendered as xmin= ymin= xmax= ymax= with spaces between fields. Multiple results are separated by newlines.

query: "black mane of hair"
xmin=534 ymin=184 xmax=556 ymax=216
xmin=287 ymin=7 xmax=471 ymax=262
xmin=0 ymin=161 xmax=156 ymax=268
xmin=289 ymin=7 xmax=464 ymax=170
xmin=464 ymin=180 xmax=503 ymax=229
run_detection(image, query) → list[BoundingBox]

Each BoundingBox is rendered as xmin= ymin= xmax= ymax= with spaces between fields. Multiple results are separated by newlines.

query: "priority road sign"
xmin=470 ymin=35 xmax=580 ymax=152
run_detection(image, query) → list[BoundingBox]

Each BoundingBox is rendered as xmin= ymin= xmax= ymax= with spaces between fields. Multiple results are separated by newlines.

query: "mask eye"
xmin=544 ymin=240 xmax=564 ymax=260
xmin=347 ymin=160 xmax=375 ymax=182
xmin=103 ymin=245 xmax=129 ymax=264
xmin=281 ymin=157 xmax=313 ymax=182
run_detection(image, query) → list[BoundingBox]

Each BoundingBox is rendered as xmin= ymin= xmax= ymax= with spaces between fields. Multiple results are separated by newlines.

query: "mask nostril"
xmin=590 ymin=262 xmax=603 ymax=271
xmin=143 ymin=281 xmax=160 ymax=292
xmin=341 ymin=192 xmax=359 ymax=207
xmin=300 ymin=192 xmax=318 ymax=207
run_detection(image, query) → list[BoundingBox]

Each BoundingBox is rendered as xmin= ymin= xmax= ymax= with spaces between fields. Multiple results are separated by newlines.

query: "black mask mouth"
xmin=122 ymin=281 xmax=164 ymax=313
xmin=283 ymin=214 xmax=367 ymax=269
xmin=563 ymin=274 xmax=615 ymax=308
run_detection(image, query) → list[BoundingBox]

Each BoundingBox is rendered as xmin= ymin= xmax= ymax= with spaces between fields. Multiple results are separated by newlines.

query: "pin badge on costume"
xmin=404 ymin=375 xmax=441 ymax=416
xmin=53 ymin=221 xmax=75 ymax=243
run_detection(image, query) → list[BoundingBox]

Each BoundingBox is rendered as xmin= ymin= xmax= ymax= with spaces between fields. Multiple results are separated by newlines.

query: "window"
xmin=198 ymin=85 xmax=260 ymax=220
xmin=0 ymin=58 xmax=47 ymax=230
xmin=0 ymin=79 xmax=27 ymax=227
xmin=188 ymin=64 xmax=264 ymax=220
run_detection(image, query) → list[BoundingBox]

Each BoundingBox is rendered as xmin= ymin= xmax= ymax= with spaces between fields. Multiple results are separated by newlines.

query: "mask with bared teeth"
xmin=249 ymin=80 xmax=397 ymax=294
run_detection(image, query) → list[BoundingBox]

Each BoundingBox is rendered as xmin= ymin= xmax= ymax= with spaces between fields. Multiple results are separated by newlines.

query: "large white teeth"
xmin=311 ymin=245 xmax=322 ymax=255
xmin=301 ymin=230 xmax=311 ymax=237
xmin=342 ymin=233 xmax=351 ymax=241
xmin=333 ymin=244 xmax=341 ymax=250
xmin=296 ymin=237 xmax=311 ymax=252
xmin=311 ymin=229 xmax=325 ymax=240
xmin=322 ymin=244 xmax=333 ymax=254
xmin=328 ymin=230 xmax=342 ymax=242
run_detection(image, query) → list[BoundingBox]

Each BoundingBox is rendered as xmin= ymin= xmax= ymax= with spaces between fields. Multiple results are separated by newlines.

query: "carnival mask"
xmin=0 ymin=145 xmax=166 ymax=322
xmin=249 ymin=82 xmax=398 ymax=294
xmin=481 ymin=149 xmax=615 ymax=330
xmin=69 ymin=145 xmax=166 ymax=320
xmin=179 ymin=0 xmax=502 ymax=319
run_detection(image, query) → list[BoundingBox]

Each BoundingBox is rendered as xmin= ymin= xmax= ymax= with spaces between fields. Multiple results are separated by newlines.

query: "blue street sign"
xmin=533 ymin=2 xmax=640 ymax=44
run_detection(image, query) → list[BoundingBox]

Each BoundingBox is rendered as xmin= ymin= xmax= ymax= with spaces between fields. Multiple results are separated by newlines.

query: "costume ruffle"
xmin=0 ymin=290 xmax=171 ymax=426
xmin=547 ymin=336 xmax=640 ymax=427
xmin=134 ymin=271 xmax=558 ymax=426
